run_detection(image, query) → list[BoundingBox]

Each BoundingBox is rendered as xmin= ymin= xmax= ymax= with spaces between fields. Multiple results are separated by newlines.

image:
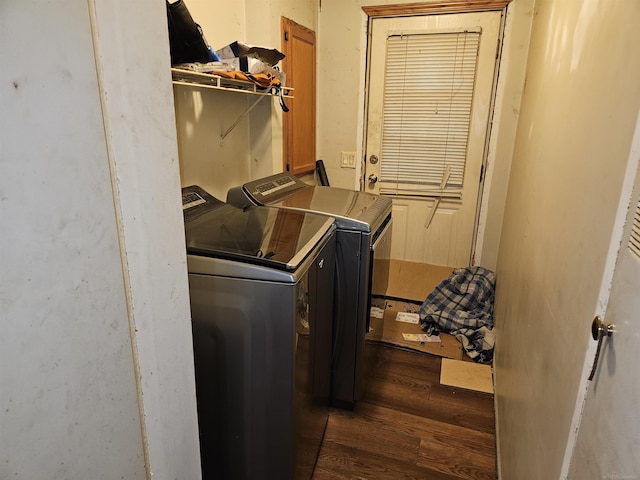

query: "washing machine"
xmin=182 ymin=186 xmax=336 ymax=480
xmin=227 ymin=173 xmax=392 ymax=408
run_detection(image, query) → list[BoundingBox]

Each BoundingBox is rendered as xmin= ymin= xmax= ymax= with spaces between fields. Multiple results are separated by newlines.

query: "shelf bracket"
xmin=220 ymin=95 xmax=267 ymax=141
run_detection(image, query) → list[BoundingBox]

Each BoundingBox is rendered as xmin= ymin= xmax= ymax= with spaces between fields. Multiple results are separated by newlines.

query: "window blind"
xmin=630 ymin=198 xmax=640 ymax=259
xmin=380 ymin=30 xmax=481 ymax=197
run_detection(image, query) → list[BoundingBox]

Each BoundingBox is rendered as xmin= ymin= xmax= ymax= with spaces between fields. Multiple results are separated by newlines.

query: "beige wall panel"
xmin=494 ymin=1 xmax=640 ymax=478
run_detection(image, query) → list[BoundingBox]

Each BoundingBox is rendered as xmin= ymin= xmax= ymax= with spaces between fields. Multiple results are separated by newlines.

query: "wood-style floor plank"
xmin=312 ymin=345 xmax=496 ymax=480
xmin=363 ymin=374 xmax=495 ymax=433
xmin=321 ymin=415 xmax=420 ymax=465
xmin=417 ymin=437 xmax=496 ymax=480
xmin=314 ymin=442 xmax=462 ymax=480
xmin=339 ymin=402 xmax=495 ymax=458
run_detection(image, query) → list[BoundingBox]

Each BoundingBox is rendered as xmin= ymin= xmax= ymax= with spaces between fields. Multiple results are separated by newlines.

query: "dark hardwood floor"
xmin=312 ymin=344 xmax=496 ymax=480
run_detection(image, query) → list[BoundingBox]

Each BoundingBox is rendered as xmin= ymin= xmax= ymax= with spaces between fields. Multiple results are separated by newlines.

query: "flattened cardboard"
xmin=440 ymin=358 xmax=493 ymax=394
xmin=377 ymin=302 xmax=463 ymax=360
xmin=386 ymin=259 xmax=453 ymax=303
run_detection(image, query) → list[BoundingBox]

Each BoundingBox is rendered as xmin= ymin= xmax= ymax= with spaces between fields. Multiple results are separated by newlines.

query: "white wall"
xmin=317 ymin=0 xmax=370 ymax=189
xmin=174 ymin=0 xmax=317 ymax=198
xmin=174 ymin=87 xmax=255 ymax=199
xmin=493 ymin=1 xmax=640 ymax=478
xmin=474 ymin=0 xmax=535 ymax=268
xmin=1 ymin=1 xmax=201 ymax=478
xmin=92 ymin=1 xmax=202 ymax=478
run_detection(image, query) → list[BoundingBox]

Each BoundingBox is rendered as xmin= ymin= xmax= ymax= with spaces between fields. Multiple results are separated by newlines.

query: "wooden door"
xmin=281 ymin=17 xmax=316 ymax=175
xmin=364 ymin=12 xmax=502 ymax=266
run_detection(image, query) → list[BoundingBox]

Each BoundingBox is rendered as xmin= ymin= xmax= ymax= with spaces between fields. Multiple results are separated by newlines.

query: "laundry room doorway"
xmin=363 ymin=6 xmax=505 ymax=267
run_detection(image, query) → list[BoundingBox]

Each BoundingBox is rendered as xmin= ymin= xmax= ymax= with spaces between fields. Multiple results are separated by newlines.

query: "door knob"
xmin=588 ymin=316 xmax=615 ymax=381
xmin=591 ymin=315 xmax=615 ymax=341
xmin=368 ymin=174 xmax=378 ymax=184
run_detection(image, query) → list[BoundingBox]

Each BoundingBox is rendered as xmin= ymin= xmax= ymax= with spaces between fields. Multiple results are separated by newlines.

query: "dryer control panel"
xmin=244 ymin=172 xmax=307 ymax=203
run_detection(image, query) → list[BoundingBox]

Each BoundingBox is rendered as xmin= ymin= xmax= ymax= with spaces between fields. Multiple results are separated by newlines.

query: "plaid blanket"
xmin=419 ymin=267 xmax=496 ymax=363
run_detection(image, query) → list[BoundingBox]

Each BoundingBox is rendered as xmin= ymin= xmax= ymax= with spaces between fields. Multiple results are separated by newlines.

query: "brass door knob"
xmin=588 ymin=316 xmax=615 ymax=381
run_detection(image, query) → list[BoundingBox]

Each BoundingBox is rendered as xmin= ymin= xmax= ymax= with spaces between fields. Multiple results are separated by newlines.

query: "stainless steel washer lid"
xmin=182 ymin=185 xmax=335 ymax=272
xmin=239 ymin=173 xmax=392 ymax=233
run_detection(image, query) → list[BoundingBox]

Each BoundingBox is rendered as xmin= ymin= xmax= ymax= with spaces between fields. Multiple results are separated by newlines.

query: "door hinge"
xmin=479 ymin=164 xmax=484 ymax=183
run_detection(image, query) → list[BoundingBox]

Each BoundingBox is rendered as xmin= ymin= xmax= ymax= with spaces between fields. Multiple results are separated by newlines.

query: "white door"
xmin=364 ymin=12 xmax=502 ymax=266
xmin=566 ymin=131 xmax=640 ymax=478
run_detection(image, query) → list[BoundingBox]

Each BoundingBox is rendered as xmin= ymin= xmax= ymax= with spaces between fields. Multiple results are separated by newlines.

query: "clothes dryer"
xmin=227 ymin=173 xmax=392 ymax=408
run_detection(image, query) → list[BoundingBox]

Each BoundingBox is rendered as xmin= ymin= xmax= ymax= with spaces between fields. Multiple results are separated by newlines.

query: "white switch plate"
xmin=341 ymin=151 xmax=356 ymax=169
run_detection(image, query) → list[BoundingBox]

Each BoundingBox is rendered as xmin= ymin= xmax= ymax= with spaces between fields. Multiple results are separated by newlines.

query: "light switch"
xmin=341 ymin=151 xmax=356 ymax=169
